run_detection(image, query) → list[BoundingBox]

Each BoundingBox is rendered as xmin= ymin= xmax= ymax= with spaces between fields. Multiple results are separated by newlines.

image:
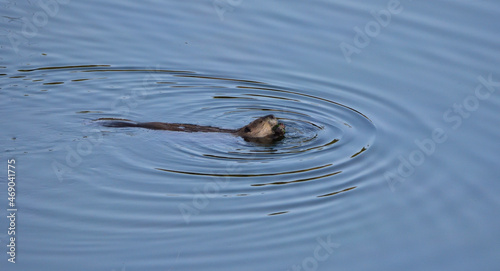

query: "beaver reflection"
xmin=103 ymin=114 xmax=285 ymax=144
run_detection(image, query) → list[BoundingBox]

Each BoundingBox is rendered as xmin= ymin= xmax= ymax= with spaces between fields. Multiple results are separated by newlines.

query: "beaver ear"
xmin=244 ymin=127 xmax=251 ymax=133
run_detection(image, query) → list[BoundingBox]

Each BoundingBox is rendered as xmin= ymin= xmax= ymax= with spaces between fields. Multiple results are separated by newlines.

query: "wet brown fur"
xmin=103 ymin=115 xmax=285 ymax=143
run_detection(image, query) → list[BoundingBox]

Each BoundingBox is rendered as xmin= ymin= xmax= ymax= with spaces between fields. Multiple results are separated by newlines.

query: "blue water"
xmin=1 ymin=1 xmax=500 ymax=270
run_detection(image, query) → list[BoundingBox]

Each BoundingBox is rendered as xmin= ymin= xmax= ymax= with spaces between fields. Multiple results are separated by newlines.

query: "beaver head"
xmin=236 ymin=114 xmax=285 ymax=143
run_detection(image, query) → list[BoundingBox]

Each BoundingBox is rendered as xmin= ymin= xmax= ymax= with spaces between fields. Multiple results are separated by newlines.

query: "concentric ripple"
xmin=13 ymin=65 xmax=376 ymax=191
xmin=149 ymin=75 xmax=377 ymax=181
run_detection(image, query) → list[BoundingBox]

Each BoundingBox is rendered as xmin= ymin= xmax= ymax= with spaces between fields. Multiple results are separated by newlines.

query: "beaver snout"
xmin=263 ymin=114 xmax=279 ymax=126
xmin=235 ymin=114 xmax=285 ymax=143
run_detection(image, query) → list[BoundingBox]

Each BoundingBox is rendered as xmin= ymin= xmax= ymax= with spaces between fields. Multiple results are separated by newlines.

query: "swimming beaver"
xmin=103 ymin=114 xmax=285 ymax=143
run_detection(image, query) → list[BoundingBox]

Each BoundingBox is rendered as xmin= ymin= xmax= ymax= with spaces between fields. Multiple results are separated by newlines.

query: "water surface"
xmin=1 ymin=1 xmax=500 ymax=270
